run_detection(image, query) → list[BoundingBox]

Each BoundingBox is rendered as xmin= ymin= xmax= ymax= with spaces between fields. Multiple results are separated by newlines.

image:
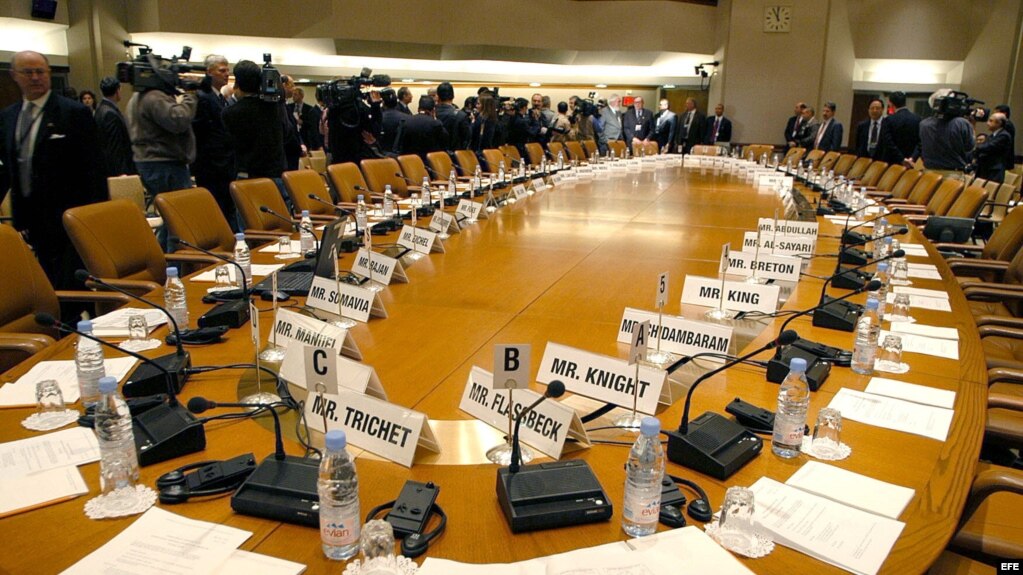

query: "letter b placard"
xmin=493 ymin=344 xmax=531 ymax=389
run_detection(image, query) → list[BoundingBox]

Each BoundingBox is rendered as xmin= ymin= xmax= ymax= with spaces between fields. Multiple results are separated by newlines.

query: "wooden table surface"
xmin=0 ymin=164 xmax=985 ymax=574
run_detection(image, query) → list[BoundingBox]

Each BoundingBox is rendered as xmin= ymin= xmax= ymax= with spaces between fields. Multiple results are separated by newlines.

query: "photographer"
xmin=323 ymin=75 xmax=385 ymax=166
xmin=568 ymin=95 xmax=595 ymax=141
xmin=222 ymin=60 xmax=286 ymax=185
xmin=549 ymin=102 xmax=571 ymax=144
xmin=912 ymin=89 xmax=975 ymax=180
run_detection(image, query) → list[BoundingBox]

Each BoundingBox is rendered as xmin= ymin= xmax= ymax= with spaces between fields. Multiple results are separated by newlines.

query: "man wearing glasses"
xmin=1 ymin=50 xmax=105 ymax=289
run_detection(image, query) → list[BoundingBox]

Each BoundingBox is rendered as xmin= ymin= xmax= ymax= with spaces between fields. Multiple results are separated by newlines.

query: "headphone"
xmin=156 ymin=454 xmax=257 ymax=504
xmin=667 ymin=474 xmax=713 ymax=523
xmin=365 ymin=499 xmax=447 ymax=558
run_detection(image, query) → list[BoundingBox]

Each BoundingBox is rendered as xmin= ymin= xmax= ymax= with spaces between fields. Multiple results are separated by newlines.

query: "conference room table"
xmin=0 ymin=161 xmax=985 ymax=574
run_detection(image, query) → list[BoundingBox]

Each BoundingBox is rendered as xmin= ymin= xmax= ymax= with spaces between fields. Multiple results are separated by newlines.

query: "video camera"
xmin=317 ymin=67 xmax=391 ymax=129
xmin=573 ymin=98 xmax=597 ymax=118
xmin=116 ymin=42 xmax=204 ymax=93
xmin=259 ymin=53 xmax=284 ymax=103
xmin=933 ymin=90 xmax=985 ymax=119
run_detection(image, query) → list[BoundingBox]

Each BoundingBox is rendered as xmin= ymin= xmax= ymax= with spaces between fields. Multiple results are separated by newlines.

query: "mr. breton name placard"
xmin=725 ymin=251 xmax=802 ymax=282
xmin=458 ymin=366 xmax=589 ymax=460
xmin=304 ymin=388 xmax=438 ymax=467
xmin=536 ymin=342 xmax=666 ymax=414
xmin=743 ymin=231 xmax=816 ymax=257
xmin=306 ymin=276 xmax=387 ymax=323
xmin=681 ymin=275 xmax=781 ymax=314
xmin=351 ymin=248 xmax=407 ymax=285
xmin=271 ymin=307 xmax=361 ymax=360
xmin=398 ymin=225 xmax=443 ymax=254
xmin=617 ymin=308 xmax=733 ymax=358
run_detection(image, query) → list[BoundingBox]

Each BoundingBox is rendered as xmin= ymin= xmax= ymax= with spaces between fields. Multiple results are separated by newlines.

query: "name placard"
xmin=743 ymin=231 xmax=816 ymax=257
xmin=306 ymin=276 xmax=387 ymax=323
xmin=305 ymin=389 xmax=438 ymax=467
xmin=271 ymin=307 xmax=361 ymax=360
xmin=456 ymin=199 xmax=486 ymax=221
xmin=680 ymin=275 xmax=781 ymax=314
xmin=458 ymin=366 xmax=589 ymax=460
xmin=429 ymin=210 xmax=459 ymax=235
xmin=352 ymin=248 xmax=407 ymax=285
xmin=279 ymin=344 xmax=388 ymax=400
xmin=577 ymin=166 xmax=594 ymax=178
xmin=398 ymin=225 xmax=442 ymax=255
xmin=536 ymin=342 xmax=667 ymax=414
xmin=617 ymin=307 xmax=733 ymax=358
xmin=530 ymin=177 xmax=547 ymax=191
xmin=511 ymin=184 xmax=527 ymax=199
xmin=758 ymin=218 xmax=819 ymax=239
xmin=726 ymin=251 xmax=802 ymax=283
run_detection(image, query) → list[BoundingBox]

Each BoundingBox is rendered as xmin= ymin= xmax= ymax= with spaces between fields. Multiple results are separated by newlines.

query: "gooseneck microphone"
xmin=306 ymin=193 xmax=350 ymax=218
xmin=842 ymin=225 xmax=908 ymax=249
xmin=175 ymin=239 xmax=249 ymax=297
xmin=783 ymin=279 xmax=882 ymax=336
xmin=188 ymin=397 xmax=286 ymax=460
xmin=508 ymin=381 xmax=566 ymax=473
xmin=258 ymin=205 xmax=302 ymax=233
xmin=818 ymin=249 xmax=905 ymax=304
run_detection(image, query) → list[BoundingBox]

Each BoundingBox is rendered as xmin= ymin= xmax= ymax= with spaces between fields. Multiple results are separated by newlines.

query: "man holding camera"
xmin=913 ymin=89 xmax=974 ymax=180
xmin=222 ymin=60 xmax=286 ymax=186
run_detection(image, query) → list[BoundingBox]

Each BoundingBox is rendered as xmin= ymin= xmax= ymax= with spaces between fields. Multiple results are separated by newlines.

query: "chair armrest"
xmin=958 ymin=466 xmax=1023 ymax=530
xmin=86 ymin=278 xmax=161 ymax=296
xmin=964 ymin=284 xmax=1023 ymax=301
xmin=884 ymin=198 xmax=910 ymax=205
xmin=167 ymin=252 xmax=222 ymax=267
xmin=866 ymin=191 xmax=893 ymax=199
xmin=937 ymin=244 xmax=986 ymax=254
xmin=54 ymin=290 xmax=133 ymax=306
xmin=903 ymin=214 xmax=928 ymax=224
xmin=0 ymin=332 xmax=57 ymax=357
xmin=988 ymin=367 xmax=1023 ymax=386
xmin=243 ymin=228 xmax=290 ymax=238
xmin=976 ymin=315 xmax=1023 ymax=329
xmin=947 ymin=258 xmax=1008 ymax=280
xmin=896 ymin=205 xmax=927 ymax=213
xmin=978 ymin=325 xmax=1023 ymax=339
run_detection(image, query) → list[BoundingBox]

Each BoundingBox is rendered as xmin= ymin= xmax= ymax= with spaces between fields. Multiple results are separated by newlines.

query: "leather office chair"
xmin=524 ymin=143 xmax=546 ymax=166
xmin=866 ymin=168 xmax=918 ymax=200
xmin=743 ymin=144 xmax=772 ymax=162
xmin=282 ymin=169 xmax=338 ymax=221
xmin=803 ymin=149 xmax=825 ymax=168
xmin=581 ymin=140 xmax=598 ymax=157
xmin=945 ymin=205 xmax=1023 ymax=267
xmin=962 ymin=247 xmax=1023 ymax=327
xmin=64 ymin=199 xmax=216 ymax=295
xmin=941 ymin=463 xmax=1023 ymax=566
xmin=845 ymin=157 xmax=873 ymax=180
xmin=155 ymin=188 xmax=249 ymax=259
xmin=327 ymin=162 xmax=372 ymax=204
xmin=975 ymin=185 xmax=1018 ymax=240
xmin=427 ymin=151 xmax=460 ymax=181
xmin=896 ymin=178 xmax=965 ymax=217
xmin=547 ymin=142 xmax=566 ymax=161
xmin=818 ymin=151 xmax=841 ymax=171
xmin=230 ymin=179 xmax=295 ymax=237
xmin=781 ymin=147 xmax=805 ymax=165
xmin=108 ymin=174 xmax=163 ymax=232
xmin=397 ymin=154 xmax=434 ymax=186
xmin=361 ymin=157 xmax=408 ymax=197
xmin=307 ymin=149 xmax=327 ymax=174
xmin=855 ymin=161 xmax=889 ymax=187
xmin=481 ymin=149 xmax=509 ymax=173
xmin=642 ymin=141 xmax=659 ymax=155
xmin=565 ymin=141 xmax=587 ymax=162
xmin=905 ymin=184 xmax=986 ymax=227
xmin=865 ymin=164 xmax=906 ymax=192
xmin=0 ymin=224 xmax=131 ymax=372
xmin=500 ymin=145 xmax=522 ymax=163
xmin=690 ymin=145 xmax=720 ymax=156
xmin=607 ymin=140 xmax=627 ymax=158
xmin=886 ymin=171 xmax=942 ymax=207
xmin=831 ymin=153 xmax=858 ymax=176
xmin=454 ymin=150 xmax=489 ymax=176
xmin=1004 ymin=172 xmax=1020 ymax=189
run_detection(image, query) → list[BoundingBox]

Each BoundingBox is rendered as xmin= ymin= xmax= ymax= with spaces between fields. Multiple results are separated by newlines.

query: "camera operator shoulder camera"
xmin=220 ymin=55 xmax=291 ymax=180
xmin=917 ymin=89 xmax=981 ymax=173
xmin=317 ymin=68 xmax=392 ymax=165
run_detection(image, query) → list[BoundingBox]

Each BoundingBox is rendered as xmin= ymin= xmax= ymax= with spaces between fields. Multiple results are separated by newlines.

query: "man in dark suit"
xmin=675 ymin=97 xmax=705 ymax=154
xmin=704 ymin=103 xmax=733 ymax=151
xmin=974 ymin=112 xmax=1013 ymax=183
xmin=94 ymin=76 xmax=135 ymax=178
xmin=855 ymin=97 xmax=885 ymax=159
xmin=396 ymin=87 xmax=413 ymax=115
xmin=784 ymin=101 xmax=806 ymax=148
xmin=811 ymin=101 xmax=843 ymax=152
xmin=396 ymin=96 xmax=448 ymax=162
xmin=0 ymin=50 xmax=106 ymax=289
xmin=878 ymin=91 xmax=920 ymax=165
xmin=280 ymin=75 xmax=303 ymax=171
xmin=622 ymin=96 xmax=654 ymax=146
xmin=436 ymin=82 xmax=470 ymax=152
xmin=653 ymin=99 xmax=677 ymax=153
xmin=289 ymin=87 xmax=322 ymax=151
xmin=796 ymin=106 xmax=819 ymax=149
xmin=192 ymin=55 xmax=238 ymax=230
xmin=378 ymin=89 xmax=404 ymax=154
xmin=994 ymin=104 xmax=1015 ymax=171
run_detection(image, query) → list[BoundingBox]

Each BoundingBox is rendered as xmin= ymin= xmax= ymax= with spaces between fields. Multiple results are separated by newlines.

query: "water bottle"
xmin=75 ymin=319 xmax=105 ymax=407
xmin=873 ymin=217 xmax=889 ymax=240
xmin=498 ymin=161 xmax=506 ymax=182
xmin=875 ymin=235 xmax=893 ymax=261
xmin=557 ymin=151 xmax=565 ymax=170
xmin=871 ymin=262 xmax=890 ymax=321
xmin=851 ymin=297 xmax=881 ymax=375
xmin=94 ymin=376 xmax=139 ymax=494
xmin=474 ymin=165 xmax=482 ymax=191
xmin=232 ymin=233 xmax=251 ymax=284
xmin=356 ymin=195 xmax=369 ymax=233
xmin=448 ymin=169 xmax=457 ymax=198
xmin=299 ymin=210 xmax=315 ymax=253
xmin=382 ymin=188 xmax=393 ymax=219
xmin=163 ymin=267 xmax=189 ymax=329
xmin=771 ymin=357 xmax=810 ymax=459
xmin=421 ymin=177 xmax=431 ymax=207
xmin=622 ymin=416 xmax=664 ymax=538
xmin=318 ymin=430 xmax=361 ymax=560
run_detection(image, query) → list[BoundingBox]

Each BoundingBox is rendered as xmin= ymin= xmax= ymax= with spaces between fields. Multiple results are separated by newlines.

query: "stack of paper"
xmin=0 ymin=427 xmax=99 ymax=517
xmin=785 ymin=461 xmax=916 ymax=519
xmin=827 ymin=386 xmax=954 ymax=441
xmin=91 ymin=308 xmax=168 ymax=337
xmin=886 ymin=287 xmax=952 ymax=312
xmin=0 ymin=357 xmax=138 ymax=407
xmin=897 ymin=243 xmax=930 ymax=258
xmin=906 ymin=262 xmax=941 ymax=280
xmin=191 ymin=264 xmax=283 ymax=283
xmin=879 ymin=328 xmax=959 ymax=359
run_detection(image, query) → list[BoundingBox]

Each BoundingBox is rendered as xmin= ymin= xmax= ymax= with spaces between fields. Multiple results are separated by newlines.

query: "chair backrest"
xmin=154 ymin=188 xmax=236 ymax=254
xmin=985 ymin=203 xmax=1023 ymax=260
xmin=107 ymin=175 xmax=149 ymax=213
xmin=873 ymin=164 xmax=906 ymax=192
xmin=63 ymin=199 xmax=167 ymax=284
xmin=925 ymin=178 xmax=964 ymax=216
xmin=832 ymin=154 xmax=858 ymax=176
xmin=283 ymin=169 xmax=334 ymax=217
xmin=582 ymin=139 xmax=598 ymax=157
xmin=565 ymin=141 xmax=587 ymax=161
xmin=500 ymin=145 xmax=522 ymax=162
xmin=397 ymin=154 xmax=430 ymax=184
xmin=481 ymin=149 xmax=507 ymax=173
xmin=906 ymin=172 xmax=942 ymax=205
xmin=308 ymin=150 xmax=327 ymax=174
xmin=0 ymin=224 xmax=59 ymax=337
xmin=744 ymin=144 xmax=773 ymax=162
xmin=230 ymin=178 xmax=294 ymax=234
xmin=524 ymin=143 xmax=546 ymax=166
xmin=427 ymin=151 xmax=456 ymax=180
xmin=945 ymin=185 xmax=988 ymax=218
xmin=804 ymin=149 xmax=825 ymax=167
xmin=859 ymin=161 xmax=889 ymax=187
xmin=889 ymin=169 xmax=921 ymax=200
xmin=327 ymin=162 xmax=369 ymax=204
xmin=547 ymin=141 xmax=565 ymax=160
xmin=781 ymin=147 xmax=805 ymax=165
xmin=643 ymin=141 xmax=659 ymax=155
xmin=1004 ymin=171 xmax=1019 ymax=188
xmin=607 ymin=140 xmax=627 ymax=158
xmin=690 ymin=145 xmax=720 ymax=156
xmin=818 ymin=151 xmax=841 ymax=171
xmin=454 ymin=150 xmax=482 ymax=175
xmin=845 ymin=157 xmax=873 ymax=179
xmin=360 ymin=157 xmax=407 ymax=196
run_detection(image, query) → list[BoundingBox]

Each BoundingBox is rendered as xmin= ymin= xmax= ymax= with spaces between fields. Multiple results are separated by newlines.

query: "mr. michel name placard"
xmin=536 ymin=342 xmax=667 ymax=414
xmin=398 ymin=225 xmax=444 ymax=255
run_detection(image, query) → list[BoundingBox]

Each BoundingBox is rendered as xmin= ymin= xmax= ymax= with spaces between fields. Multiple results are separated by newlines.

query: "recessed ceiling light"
xmin=402 ymin=78 xmax=415 ymax=82
xmin=529 ymin=82 xmax=542 ymax=87
xmin=595 ymin=83 xmax=607 ymax=88
xmin=663 ymin=84 xmax=676 ymax=89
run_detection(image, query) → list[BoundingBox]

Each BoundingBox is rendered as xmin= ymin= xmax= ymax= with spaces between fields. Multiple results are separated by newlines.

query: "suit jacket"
xmin=1003 ymin=119 xmax=1016 ymax=169
xmin=280 ymin=101 xmax=302 ymax=170
xmin=192 ymin=83 xmax=235 ymax=177
xmin=812 ymin=119 xmax=843 ymax=151
xmin=436 ymin=103 xmax=470 ymax=151
xmin=0 ymin=93 xmax=106 ymax=279
xmin=94 ymin=97 xmax=136 ymax=177
xmin=704 ymin=115 xmax=732 ymax=144
xmin=974 ymin=129 xmax=1013 ymax=181
xmin=601 ymin=107 xmax=624 ymax=141
xmin=288 ymin=102 xmax=323 ymax=151
xmin=654 ymin=110 xmax=677 ymax=151
xmin=878 ymin=108 xmax=920 ymax=164
xmin=675 ymin=109 xmax=705 ymax=152
xmin=379 ymin=108 xmax=405 ymax=154
xmin=622 ymin=107 xmax=654 ymax=143
xmin=855 ymin=118 xmax=883 ymax=159
xmin=796 ymin=118 xmax=819 ymax=148
xmin=784 ymin=115 xmax=803 ymax=144
xmin=397 ymin=102 xmax=412 ymax=115
xmin=397 ymin=113 xmax=448 ymax=161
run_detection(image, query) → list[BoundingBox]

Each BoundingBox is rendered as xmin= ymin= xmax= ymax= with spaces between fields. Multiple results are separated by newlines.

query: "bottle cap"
xmin=301 ymin=210 xmax=309 ymax=217
xmin=357 ymin=194 xmax=364 ymax=202
xmin=235 ymin=232 xmax=245 ymax=241
xmin=789 ymin=357 xmax=807 ymax=373
xmin=325 ymin=429 xmax=347 ymax=451
xmin=98 ymin=376 xmax=118 ymax=394
xmin=639 ymin=416 xmax=661 ymax=437
xmin=166 ymin=266 xmax=179 ymax=278
xmin=77 ymin=319 xmax=93 ymax=332
xmin=877 ymin=262 xmax=889 ymax=272
xmin=865 ymin=297 xmax=879 ymax=310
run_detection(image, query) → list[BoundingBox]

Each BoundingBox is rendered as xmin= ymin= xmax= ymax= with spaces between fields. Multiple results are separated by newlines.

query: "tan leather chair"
xmin=397 ymin=154 xmax=434 ymax=186
xmin=942 ymin=463 xmax=1023 ymax=566
xmin=744 ymin=144 xmax=773 ymax=162
xmin=581 ymin=139 xmax=598 ymax=157
xmin=64 ymin=199 xmax=215 ymax=295
xmin=866 ymin=168 xmax=917 ymax=200
xmin=781 ymin=147 xmax=805 ymax=165
xmin=897 ymin=178 xmax=964 ymax=217
xmin=976 ymin=184 xmax=1018 ymax=234
xmin=308 ymin=149 xmax=327 ymax=174
xmin=454 ymin=150 xmax=487 ymax=176
xmin=643 ymin=141 xmax=659 ymax=155
xmin=481 ymin=149 xmax=509 ymax=173
xmin=845 ymin=157 xmax=873 ymax=180
xmin=524 ymin=143 xmax=546 ymax=166
xmin=282 ymin=169 xmax=337 ymax=220
xmin=854 ymin=161 xmax=888 ymax=187
xmin=948 ymin=207 xmax=1023 ymax=284
xmin=327 ymin=162 xmax=372 ymax=204
xmin=831 ymin=153 xmax=858 ymax=176
xmin=0 ymin=224 xmax=130 ymax=372
xmin=427 ymin=151 xmax=459 ymax=181
xmin=565 ymin=141 xmax=587 ymax=162
xmin=689 ymin=145 xmax=719 ymax=156
xmin=155 ymin=188 xmax=237 ymax=258
xmin=360 ymin=157 xmax=408 ymax=197
xmin=963 ymin=247 xmax=1023 ymax=327
xmin=886 ymin=171 xmax=942 ymax=207
xmin=547 ymin=141 xmax=566 ymax=161
xmin=607 ymin=140 xmax=627 ymax=158
xmin=803 ymin=149 xmax=825 ymax=168
xmin=905 ymin=184 xmax=985 ymax=228
xmin=108 ymin=174 xmax=163 ymax=231
xmin=500 ymin=145 xmax=522 ymax=163
xmin=230 ymin=179 xmax=295 ymax=237
xmin=818 ymin=151 xmax=841 ymax=171
xmin=863 ymin=164 xmax=904 ymax=192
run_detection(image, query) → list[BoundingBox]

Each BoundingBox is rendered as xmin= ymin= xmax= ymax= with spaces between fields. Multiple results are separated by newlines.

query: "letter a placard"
xmin=629 ymin=320 xmax=649 ymax=365
xmin=493 ymin=344 xmax=530 ymax=389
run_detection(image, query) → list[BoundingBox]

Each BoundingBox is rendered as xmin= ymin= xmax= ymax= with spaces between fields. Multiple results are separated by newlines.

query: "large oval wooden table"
xmin=0 ymin=163 xmax=985 ymax=574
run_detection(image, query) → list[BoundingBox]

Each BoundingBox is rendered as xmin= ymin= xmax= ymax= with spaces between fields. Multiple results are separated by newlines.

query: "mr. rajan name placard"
xmin=681 ymin=276 xmax=781 ymax=314
xmin=536 ymin=342 xmax=668 ymax=414
xmin=271 ymin=307 xmax=362 ymax=360
xmin=458 ymin=366 xmax=589 ymax=460
xmin=351 ymin=248 xmax=408 ymax=285
xmin=306 ymin=276 xmax=387 ymax=323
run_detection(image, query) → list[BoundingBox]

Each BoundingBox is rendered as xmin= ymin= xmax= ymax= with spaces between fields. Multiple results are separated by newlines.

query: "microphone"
xmin=665 ymin=330 xmax=797 ymax=479
xmin=188 ymin=397 xmax=285 ymax=460
xmin=508 ymin=381 xmax=566 ymax=473
xmin=175 ymin=239 xmax=252 ymax=329
xmin=306 ymin=193 xmax=351 ymax=218
xmin=259 ymin=205 xmax=301 ymax=233
xmin=74 ymin=269 xmax=191 ymax=398
xmin=818 ymin=249 xmax=905 ymax=303
xmin=36 ymin=312 xmax=205 ymax=466
xmin=175 ymin=239 xmax=249 ymax=297
xmin=394 ymin=173 xmax=436 ymax=215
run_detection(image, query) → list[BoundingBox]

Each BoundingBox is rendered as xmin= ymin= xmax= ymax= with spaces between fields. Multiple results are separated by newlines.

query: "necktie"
xmin=815 ymin=121 xmax=828 ymax=149
xmin=713 ymin=118 xmax=720 ymax=141
xmin=17 ymin=102 xmax=35 ymax=145
xmin=792 ymin=117 xmax=801 ymax=138
xmin=18 ymin=102 xmax=36 ymax=198
xmin=869 ymin=120 xmax=879 ymax=149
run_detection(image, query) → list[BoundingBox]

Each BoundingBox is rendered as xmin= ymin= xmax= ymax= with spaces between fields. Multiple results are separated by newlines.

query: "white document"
xmin=907 ymin=262 xmax=938 ymax=272
xmin=191 ymin=264 xmax=283 ymax=282
xmin=864 ymin=377 xmax=956 ymax=409
xmin=0 ymin=427 xmax=100 ymax=476
xmin=885 ymin=292 xmax=952 ymax=312
xmin=91 ymin=308 xmax=168 ymax=337
xmin=900 ymin=246 xmax=930 ymax=258
xmin=212 ymin=550 xmax=306 ymax=575
xmin=907 ymin=267 xmax=941 ymax=280
xmin=0 ymin=465 xmax=88 ymax=517
xmin=785 ymin=461 xmax=915 ymax=519
xmin=888 ymin=322 xmax=959 ymax=341
xmin=827 ymin=387 xmax=953 ymax=441
xmin=62 ymin=507 xmax=252 ymax=575
xmin=624 ymin=527 xmax=755 ymax=575
xmin=751 ymin=477 xmax=905 ymax=575
xmin=892 ymin=286 xmax=949 ymax=300
xmin=879 ymin=329 xmax=959 ymax=359
xmin=259 ymin=240 xmax=301 ymax=253
xmin=0 ymin=357 xmax=138 ymax=406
